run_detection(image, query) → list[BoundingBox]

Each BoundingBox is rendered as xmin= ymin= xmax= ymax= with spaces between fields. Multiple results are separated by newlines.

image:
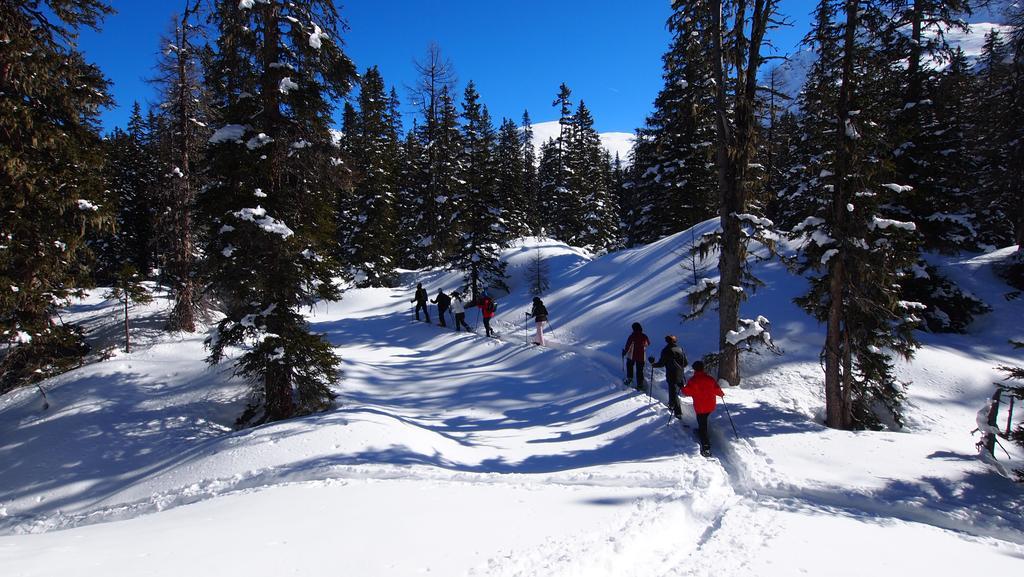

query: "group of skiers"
xmin=625 ymin=322 xmax=725 ymax=457
xmin=412 ymin=286 xmax=726 ymax=457
xmin=411 ymin=283 xmax=493 ymax=336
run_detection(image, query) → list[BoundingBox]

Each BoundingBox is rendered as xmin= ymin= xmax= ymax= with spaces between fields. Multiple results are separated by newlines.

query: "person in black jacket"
xmin=411 ymin=283 xmax=430 ymax=323
xmin=649 ymin=335 xmax=688 ymax=419
xmin=526 ymin=297 xmax=549 ymax=345
xmin=431 ymin=289 xmax=452 ymax=327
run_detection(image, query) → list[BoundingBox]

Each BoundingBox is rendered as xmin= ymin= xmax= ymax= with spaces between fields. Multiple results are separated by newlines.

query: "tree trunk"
xmin=124 ymin=298 xmax=131 ymax=353
xmin=825 ymin=0 xmax=860 ymax=430
xmin=259 ymin=0 xmax=293 ymax=421
xmin=167 ymin=1 xmax=199 ymax=333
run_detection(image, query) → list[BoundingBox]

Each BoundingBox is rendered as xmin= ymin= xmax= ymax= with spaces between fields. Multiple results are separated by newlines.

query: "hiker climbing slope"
xmin=411 ymin=283 xmax=430 ymax=323
xmin=477 ymin=292 xmax=497 ymax=337
xmin=682 ymin=360 xmax=725 ymax=458
xmin=527 ymin=297 xmax=548 ymax=346
xmin=451 ymin=291 xmax=472 ymax=332
xmin=621 ymin=322 xmax=650 ymax=390
xmin=649 ymin=335 xmax=688 ymax=419
xmin=431 ymin=289 xmax=452 ymax=328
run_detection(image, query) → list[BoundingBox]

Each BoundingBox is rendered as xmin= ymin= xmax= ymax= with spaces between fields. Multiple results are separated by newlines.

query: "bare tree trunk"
xmin=124 ymin=298 xmax=131 ymax=353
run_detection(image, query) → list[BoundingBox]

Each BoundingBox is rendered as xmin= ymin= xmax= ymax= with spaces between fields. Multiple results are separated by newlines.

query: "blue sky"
xmin=79 ymin=1 xmax=813 ymax=135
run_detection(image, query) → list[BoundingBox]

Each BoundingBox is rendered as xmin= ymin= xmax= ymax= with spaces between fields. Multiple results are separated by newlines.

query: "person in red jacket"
xmin=477 ymin=292 xmax=497 ymax=337
xmin=621 ymin=322 xmax=651 ymax=391
xmin=682 ymin=360 xmax=725 ymax=457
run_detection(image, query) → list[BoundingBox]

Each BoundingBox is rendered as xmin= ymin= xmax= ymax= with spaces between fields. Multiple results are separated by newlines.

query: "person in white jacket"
xmin=450 ymin=292 xmax=472 ymax=332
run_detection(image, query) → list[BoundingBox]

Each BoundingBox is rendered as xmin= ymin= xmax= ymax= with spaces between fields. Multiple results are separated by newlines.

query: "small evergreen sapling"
xmin=525 ymin=249 xmax=550 ymax=296
xmin=105 ymin=266 xmax=153 ymax=353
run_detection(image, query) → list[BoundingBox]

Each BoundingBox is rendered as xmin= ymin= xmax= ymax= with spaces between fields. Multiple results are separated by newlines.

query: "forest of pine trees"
xmin=2 ymin=0 xmax=1022 ymax=435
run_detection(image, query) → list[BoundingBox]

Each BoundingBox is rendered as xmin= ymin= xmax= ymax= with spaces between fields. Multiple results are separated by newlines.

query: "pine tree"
xmin=105 ymin=265 xmax=153 ymax=354
xmin=885 ymin=0 xmax=973 ymax=253
xmin=345 ymin=66 xmax=401 ymax=286
xmin=153 ymin=0 xmax=208 ymax=332
xmin=521 ymin=110 xmax=540 ymax=235
xmin=456 ymin=82 xmax=508 ymax=299
xmin=525 ymin=249 xmax=550 ymax=296
xmin=790 ymin=0 xmax=921 ymax=430
xmin=543 ymin=83 xmax=576 ymax=241
xmin=567 ymin=101 xmax=619 ymax=252
xmin=495 ymin=117 xmax=530 ymax=238
xmin=0 ymin=0 xmax=114 ymax=394
xmin=973 ymin=29 xmax=1019 ymax=248
xmin=674 ymin=0 xmax=781 ymax=387
xmin=202 ymin=0 xmax=357 ymax=425
xmin=629 ymin=15 xmax=718 ymax=246
xmin=408 ymin=44 xmax=458 ymax=268
xmin=95 ymin=103 xmax=159 ymax=282
xmin=394 ymin=122 xmax=427 ymax=268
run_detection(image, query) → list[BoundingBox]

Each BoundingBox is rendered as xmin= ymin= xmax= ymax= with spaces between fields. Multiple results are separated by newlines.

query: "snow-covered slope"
xmin=1 ymin=225 xmax=1022 ymax=576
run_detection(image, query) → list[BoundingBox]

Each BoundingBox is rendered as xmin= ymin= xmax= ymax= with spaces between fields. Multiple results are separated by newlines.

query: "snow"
xmin=309 ymin=23 xmax=327 ymax=50
xmin=529 ymin=120 xmax=634 ymax=164
xmin=209 ymin=124 xmax=248 ymax=144
xmin=869 ymin=216 xmax=917 ymax=232
xmin=76 ymin=199 xmax=99 ymax=211
xmin=233 ymin=206 xmax=294 ymax=239
xmin=278 ymin=77 xmax=298 ymax=94
xmin=1 ymin=225 xmax=1022 ymax=575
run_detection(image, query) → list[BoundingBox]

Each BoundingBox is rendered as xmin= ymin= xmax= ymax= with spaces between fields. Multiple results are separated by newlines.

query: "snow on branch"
xmin=234 ymin=206 xmax=294 ymax=239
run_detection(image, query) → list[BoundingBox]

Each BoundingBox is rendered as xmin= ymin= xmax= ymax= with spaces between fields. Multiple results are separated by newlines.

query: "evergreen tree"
xmin=153 ymin=0 xmax=208 ymax=332
xmin=394 ymin=122 xmax=427 ymax=268
xmin=674 ymin=0 xmax=781 ymax=387
xmin=105 ymin=265 xmax=153 ymax=354
xmin=567 ymin=101 xmax=619 ymax=252
xmin=345 ymin=66 xmax=401 ymax=286
xmin=0 ymin=0 xmax=113 ymax=394
xmin=456 ymin=82 xmax=508 ymax=299
xmin=96 ymin=103 xmax=159 ymax=282
xmin=202 ymin=0 xmax=357 ymax=425
xmin=521 ymin=110 xmax=540 ymax=235
xmin=973 ymin=29 xmax=1020 ymax=248
xmin=495 ymin=117 xmax=530 ymax=237
xmin=536 ymin=138 xmax=561 ymax=238
xmin=408 ymin=44 xmax=458 ymax=268
xmin=629 ymin=15 xmax=718 ymax=246
xmin=543 ymin=83 xmax=575 ymax=241
xmin=790 ymin=0 xmax=921 ymax=430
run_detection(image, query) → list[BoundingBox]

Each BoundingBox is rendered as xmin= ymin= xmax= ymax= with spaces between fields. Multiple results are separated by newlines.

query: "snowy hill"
xmin=1 ymin=224 xmax=1022 ymax=576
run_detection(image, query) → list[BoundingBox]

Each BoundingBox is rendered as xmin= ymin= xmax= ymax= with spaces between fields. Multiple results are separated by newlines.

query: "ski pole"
xmin=721 ymin=397 xmax=739 ymax=438
xmin=525 ymin=312 xmax=529 ymax=344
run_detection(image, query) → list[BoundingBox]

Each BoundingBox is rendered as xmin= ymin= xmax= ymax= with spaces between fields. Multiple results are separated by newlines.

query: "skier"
xmin=682 ymin=360 xmax=725 ymax=457
xmin=526 ymin=297 xmax=548 ymax=345
xmin=411 ymin=283 xmax=430 ymax=323
xmin=648 ymin=335 xmax=688 ymax=419
xmin=431 ymin=289 xmax=452 ymax=328
xmin=621 ymin=322 xmax=651 ymax=390
xmin=451 ymin=291 xmax=472 ymax=332
xmin=477 ymin=292 xmax=497 ymax=337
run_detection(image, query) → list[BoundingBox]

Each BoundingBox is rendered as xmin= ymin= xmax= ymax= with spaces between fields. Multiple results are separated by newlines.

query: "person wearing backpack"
xmin=526 ymin=297 xmax=548 ymax=346
xmin=431 ymin=289 xmax=452 ymax=328
xmin=648 ymin=335 xmax=688 ymax=419
xmin=411 ymin=283 xmax=430 ymax=323
xmin=621 ymin=322 xmax=650 ymax=390
xmin=682 ymin=360 xmax=725 ymax=458
xmin=477 ymin=292 xmax=497 ymax=337
xmin=451 ymin=291 xmax=472 ymax=332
